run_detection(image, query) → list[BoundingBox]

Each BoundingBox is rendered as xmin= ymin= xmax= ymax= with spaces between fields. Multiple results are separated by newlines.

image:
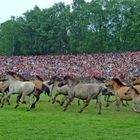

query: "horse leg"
xmin=1 ymin=93 xmax=11 ymax=108
xmin=94 ymin=98 xmax=98 ymax=108
xmin=63 ymin=89 xmax=74 ymax=112
xmin=63 ymin=95 xmax=74 ymax=112
xmin=0 ymin=94 xmax=3 ymax=103
xmin=116 ymin=97 xmax=121 ymax=111
xmin=63 ymin=98 xmax=71 ymax=112
xmin=27 ymin=94 xmax=35 ymax=111
xmin=48 ymin=93 xmax=52 ymax=103
xmin=31 ymin=95 xmax=40 ymax=109
xmin=125 ymin=101 xmax=129 ymax=106
xmin=78 ymin=100 xmax=90 ymax=113
xmin=121 ymin=100 xmax=127 ymax=107
xmin=132 ymin=99 xmax=140 ymax=113
xmin=96 ymin=93 xmax=102 ymax=114
xmin=30 ymin=90 xmax=41 ymax=108
xmin=7 ymin=95 xmax=11 ymax=105
xmin=14 ymin=94 xmax=22 ymax=108
xmin=105 ymin=95 xmax=110 ymax=107
xmin=77 ymin=99 xmax=81 ymax=106
xmin=52 ymin=93 xmax=60 ymax=104
xmin=15 ymin=94 xmax=26 ymax=109
xmin=60 ymin=96 xmax=67 ymax=106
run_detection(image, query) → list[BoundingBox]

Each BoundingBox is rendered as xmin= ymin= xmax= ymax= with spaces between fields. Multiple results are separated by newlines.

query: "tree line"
xmin=0 ymin=0 xmax=140 ymax=56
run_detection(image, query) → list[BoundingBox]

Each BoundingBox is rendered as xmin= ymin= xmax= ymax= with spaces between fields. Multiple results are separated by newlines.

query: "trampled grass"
xmin=0 ymin=94 xmax=140 ymax=140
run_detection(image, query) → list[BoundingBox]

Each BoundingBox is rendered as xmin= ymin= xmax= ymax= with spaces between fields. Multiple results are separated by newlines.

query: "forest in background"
xmin=0 ymin=0 xmax=140 ymax=56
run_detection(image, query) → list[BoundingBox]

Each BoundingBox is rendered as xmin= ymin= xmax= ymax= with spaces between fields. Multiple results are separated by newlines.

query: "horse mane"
xmin=112 ymin=78 xmax=126 ymax=86
xmin=52 ymin=75 xmax=63 ymax=82
xmin=64 ymin=75 xmax=80 ymax=85
xmin=7 ymin=71 xmax=17 ymax=76
xmin=92 ymin=76 xmax=106 ymax=83
xmin=18 ymin=74 xmax=27 ymax=81
xmin=133 ymin=78 xmax=140 ymax=85
xmin=35 ymin=75 xmax=43 ymax=81
xmin=133 ymin=83 xmax=140 ymax=86
xmin=132 ymin=86 xmax=140 ymax=95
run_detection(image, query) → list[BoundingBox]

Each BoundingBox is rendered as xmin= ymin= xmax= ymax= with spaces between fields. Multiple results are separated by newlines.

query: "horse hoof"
xmin=22 ymin=101 xmax=26 ymax=104
xmin=52 ymin=101 xmax=55 ymax=104
xmin=98 ymin=112 xmax=101 ymax=115
xmin=78 ymin=110 xmax=82 ymax=113
xmin=31 ymin=105 xmax=35 ymax=108
xmin=26 ymin=109 xmax=30 ymax=112
xmin=1 ymin=105 xmax=3 ymax=108
xmin=15 ymin=105 xmax=18 ymax=109
xmin=106 ymin=104 xmax=109 ymax=107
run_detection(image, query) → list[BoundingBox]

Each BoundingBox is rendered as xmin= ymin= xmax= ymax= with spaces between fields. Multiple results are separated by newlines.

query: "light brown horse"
xmin=105 ymin=78 xmax=130 ymax=111
xmin=125 ymin=85 xmax=140 ymax=112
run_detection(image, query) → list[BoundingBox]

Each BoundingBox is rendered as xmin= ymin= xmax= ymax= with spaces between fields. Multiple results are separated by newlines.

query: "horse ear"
xmin=131 ymin=86 xmax=134 ymax=89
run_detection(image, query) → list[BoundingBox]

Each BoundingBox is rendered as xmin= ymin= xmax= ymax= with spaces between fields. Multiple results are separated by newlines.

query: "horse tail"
xmin=42 ymin=84 xmax=50 ymax=96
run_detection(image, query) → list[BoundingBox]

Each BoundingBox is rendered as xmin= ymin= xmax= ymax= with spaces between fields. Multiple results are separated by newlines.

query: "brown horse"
xmin=105 ymin=78 xmax=130 ymax=111
xmin=125 ymin=85 xmax=140 ymax=112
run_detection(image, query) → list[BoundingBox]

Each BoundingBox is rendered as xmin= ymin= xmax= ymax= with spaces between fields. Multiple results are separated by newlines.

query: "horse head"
xmin=7 ymin=71 xmax=17 ymax=76
xmin=63 ymin=75 xmax=80 ymax=87
xmin=35 ymin=75 xmax=43 ymax=81
xmin=92 ymin=76 xmax=106 ymax=83
xmin=48 ymin=75 xmax=65 ymax=87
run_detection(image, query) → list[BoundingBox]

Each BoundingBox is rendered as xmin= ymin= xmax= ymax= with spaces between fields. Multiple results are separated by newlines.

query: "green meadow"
xmin=0 ymin=94 xmax=140 ymax=140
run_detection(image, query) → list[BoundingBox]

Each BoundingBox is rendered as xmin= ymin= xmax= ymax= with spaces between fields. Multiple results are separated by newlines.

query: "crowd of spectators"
xmin=0 ymin=51 xmax=140 ymax=82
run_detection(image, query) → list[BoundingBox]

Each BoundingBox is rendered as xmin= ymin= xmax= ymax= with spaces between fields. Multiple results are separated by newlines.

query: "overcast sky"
xmin=0 ymin=0 xmax=74 ymax=23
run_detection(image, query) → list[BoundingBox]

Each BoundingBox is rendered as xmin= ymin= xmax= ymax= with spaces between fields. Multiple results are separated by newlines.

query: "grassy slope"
xmin=0 ymin=95 xmax=140 ymax=140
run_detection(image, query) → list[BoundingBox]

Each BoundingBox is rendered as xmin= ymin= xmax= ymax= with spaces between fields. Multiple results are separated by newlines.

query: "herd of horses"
xmin=0 ymin=71 xmax=140 ymax=114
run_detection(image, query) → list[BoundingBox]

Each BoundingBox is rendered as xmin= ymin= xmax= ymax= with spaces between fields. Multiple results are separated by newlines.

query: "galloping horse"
xmin=14 ymin=73 xmax=53 ymax=108
xmin=105 ymin=78 xmax=130 ymax=111
xmin=47 ymin=75 xmax=69 ymax=105
xmin=1 ymin=71 xmax=36 ymax=111
xmin=90 ymin=76 xmax=115 ymax=107
xmin=63 ymin=75 xmax=107 ymax=114
xmin=125 ymin=85 xmax=140 ymax=112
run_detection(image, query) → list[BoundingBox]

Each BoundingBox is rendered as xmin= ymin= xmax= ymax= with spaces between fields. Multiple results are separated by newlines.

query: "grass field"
xmin=0 ymin=94 xmax=140 ymax=140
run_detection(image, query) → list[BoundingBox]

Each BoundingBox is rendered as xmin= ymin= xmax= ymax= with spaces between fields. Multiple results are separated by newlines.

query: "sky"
xmin=0 ymin=0 xmax=74 ymax=23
